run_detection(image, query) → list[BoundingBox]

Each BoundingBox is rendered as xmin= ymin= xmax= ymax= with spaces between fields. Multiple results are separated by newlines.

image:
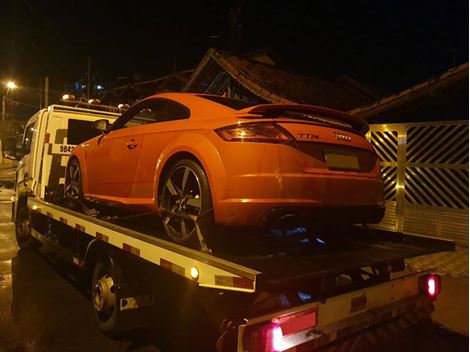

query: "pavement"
xmin=0 ymin=166 xmax=15 ymax=185
xmin=407 ymin=248 xmax=469 ymax=336
xmin=0 ymin=188 xmax=160 ymax=352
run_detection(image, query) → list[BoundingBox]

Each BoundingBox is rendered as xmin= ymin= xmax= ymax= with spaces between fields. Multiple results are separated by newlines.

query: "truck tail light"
xmin=420 ymin=274 xmax=441 ymax=298
xmin=215 ymin=123 xmax=293 ymax=143
xmin=244 ymin=322 xmax=283 ymax=352
xmin=243 ymin=308 xmax=318 ymax=351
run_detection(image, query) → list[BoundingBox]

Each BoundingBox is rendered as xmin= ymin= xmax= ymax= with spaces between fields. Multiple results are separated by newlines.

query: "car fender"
xmin=154 ymin=132 xmax=226 ymax=207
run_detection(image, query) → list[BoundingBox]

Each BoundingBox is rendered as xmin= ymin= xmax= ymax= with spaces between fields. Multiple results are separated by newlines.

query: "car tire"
xmin=160 ymin=159 xmax=215 ymax=249
xmin=64 ymin=158 xmax=83 ymax=209
xmin=15 ymin=206 xmax=38 ymax=249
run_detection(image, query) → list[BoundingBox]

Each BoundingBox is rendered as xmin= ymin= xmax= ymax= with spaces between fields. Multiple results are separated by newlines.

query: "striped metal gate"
xmin=368 ymin=120 xmax=469 ymax=246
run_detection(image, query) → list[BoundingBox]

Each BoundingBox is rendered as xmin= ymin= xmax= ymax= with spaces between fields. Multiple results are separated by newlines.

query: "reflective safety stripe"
xmin=27 ymin=198 xmax=260 ymax=293
xmin=215 ymin=275 xmax=254 ymax=290
xmin=96 ymin=232 xmax=109 ymax=243
xmin=123 ymin=243 xmax=140 ymax=256
xmin=160 ymin=259 xmax=185 ymax=276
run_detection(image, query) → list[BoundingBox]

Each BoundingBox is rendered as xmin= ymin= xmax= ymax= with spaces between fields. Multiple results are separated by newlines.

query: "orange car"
xmin=66 ymin=93 xmax=384 ymax=247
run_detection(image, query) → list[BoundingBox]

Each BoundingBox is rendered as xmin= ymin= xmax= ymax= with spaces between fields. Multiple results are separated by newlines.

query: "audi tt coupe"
xmin=65 ymin=93 xmax=384 ymax=248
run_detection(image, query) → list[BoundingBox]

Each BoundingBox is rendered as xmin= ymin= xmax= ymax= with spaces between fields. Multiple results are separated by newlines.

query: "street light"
xmin=6 ymin=81 xmax=17 ymax=90
xmin=2 ymin=80 xmax=17 ymax=120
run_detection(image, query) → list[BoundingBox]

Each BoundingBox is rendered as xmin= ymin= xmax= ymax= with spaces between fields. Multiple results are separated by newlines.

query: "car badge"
xmin=333 ymin=132 xmax=352 ymax=142
xmin=297 ymin=133 xmax=319 ymax=139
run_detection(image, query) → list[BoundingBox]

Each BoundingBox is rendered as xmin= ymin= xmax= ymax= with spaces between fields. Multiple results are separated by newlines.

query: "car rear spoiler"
xmin=237 ymin=104 xmax=369 ymax=134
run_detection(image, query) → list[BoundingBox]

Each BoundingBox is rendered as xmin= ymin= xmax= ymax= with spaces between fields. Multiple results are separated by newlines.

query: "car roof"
xmin=141 ymin=92 xmax=246 ymax=119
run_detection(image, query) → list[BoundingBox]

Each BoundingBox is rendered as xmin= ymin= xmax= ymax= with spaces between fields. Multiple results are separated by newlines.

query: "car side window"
xmin=122 ymin=99 xmax=190 ymax=128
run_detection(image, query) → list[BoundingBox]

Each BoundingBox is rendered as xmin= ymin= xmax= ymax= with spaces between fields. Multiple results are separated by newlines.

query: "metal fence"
xmin=368 ymin=120 xmax=469 ymax=246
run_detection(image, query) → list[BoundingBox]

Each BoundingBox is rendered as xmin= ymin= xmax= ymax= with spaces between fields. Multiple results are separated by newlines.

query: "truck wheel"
xmin=160 ymin=159 xmax=215 ymax=249
xmin=91 ymin=260 xmax=124 ymax=335
xmin=15 ymin=207 xmax=37 ymax=249
xmin=64 ymin=158 xmax=83 ymax=204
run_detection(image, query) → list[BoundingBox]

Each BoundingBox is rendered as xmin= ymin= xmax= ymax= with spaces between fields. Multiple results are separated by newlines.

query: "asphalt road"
xmin=0 ymin=188 xmax=467 ymax=352
xmin=0 ymin=189 xmax=160 ymax=352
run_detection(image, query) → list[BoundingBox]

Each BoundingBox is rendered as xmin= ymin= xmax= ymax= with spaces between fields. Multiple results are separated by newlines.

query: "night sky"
xmin=0 ymin=0 xmax=468 ymax=115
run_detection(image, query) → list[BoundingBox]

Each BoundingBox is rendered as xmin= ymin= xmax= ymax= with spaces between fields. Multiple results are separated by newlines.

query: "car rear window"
xmin=197 ymin=95 xmax=253 ymax=110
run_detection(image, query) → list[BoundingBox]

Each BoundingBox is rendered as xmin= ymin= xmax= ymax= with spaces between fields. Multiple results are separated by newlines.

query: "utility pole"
xmin=2 ymin=81 xmax=17 ymax=120
xmin=44 ymin=76 xmax=49 ymax=107
xmin=39 ymin=77 xmax=43 ymax=109
xmin=2 ymin=95 xmax=5 ymax=121
xmin=228 ymin=0 xmax=243 ymax=54
xmin=87 ymin=56 xmax=92 ymax=100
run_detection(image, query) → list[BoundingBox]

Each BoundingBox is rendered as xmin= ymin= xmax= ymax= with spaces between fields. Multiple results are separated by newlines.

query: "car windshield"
xmin=197 ymin=95 xmax=253 ymax=110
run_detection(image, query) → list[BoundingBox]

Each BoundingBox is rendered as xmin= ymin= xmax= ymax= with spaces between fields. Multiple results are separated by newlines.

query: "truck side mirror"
xmin=2 ymin=137 xmax=20 ymax=160
xmin=92 ymin=119 xmax=110 ymax=134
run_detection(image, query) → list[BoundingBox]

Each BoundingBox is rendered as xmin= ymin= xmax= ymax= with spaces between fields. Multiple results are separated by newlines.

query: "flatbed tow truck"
xmin=5 ymin=103 xmax=455 ymax=351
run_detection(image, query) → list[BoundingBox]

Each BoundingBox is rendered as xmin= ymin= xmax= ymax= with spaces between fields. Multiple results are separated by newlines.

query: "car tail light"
xmin=243 ymin=308 xmax=318 ymax=351
xmin=419 ymin=274 xmax=441 ymax=298
xmin=215 ymin=123 xmax=293 ymax=143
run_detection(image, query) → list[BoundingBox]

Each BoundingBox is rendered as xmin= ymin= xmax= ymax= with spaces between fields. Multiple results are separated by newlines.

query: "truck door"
xmin=16 ymin=120 xmax=37 ymax=193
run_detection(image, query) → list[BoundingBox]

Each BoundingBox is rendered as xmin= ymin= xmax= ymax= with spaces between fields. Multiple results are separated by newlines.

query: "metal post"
xmin=395 ymin=126 xmax=408 ymax=232
xmin=2 ymin=94 xmax=5 ymax=120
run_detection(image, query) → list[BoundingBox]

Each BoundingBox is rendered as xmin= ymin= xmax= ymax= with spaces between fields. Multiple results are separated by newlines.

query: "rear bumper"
xmin=215 ymin=199 xmax=385 ymax=227
xmin=260 ymin=204 xmax=386 ymax=228
xmin=214 ymin=172 xmax=384 ymax=226
xmin=232 ymin=271 xmax=436 ymax=352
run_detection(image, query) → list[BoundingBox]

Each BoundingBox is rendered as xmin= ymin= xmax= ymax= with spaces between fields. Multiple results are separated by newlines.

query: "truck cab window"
xmin=68 ymin=119 xmax=103 ymax=145
xmin=22 ymin=124 xmax=35 ymax=154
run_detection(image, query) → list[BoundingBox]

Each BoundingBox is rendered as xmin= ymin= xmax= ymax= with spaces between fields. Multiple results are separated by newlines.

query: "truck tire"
xmin=91 ymin=255 xmax=150 ymax=335
xmin=159 ymin=159 xmax=215 ymax=250
xmin=91 ymin=259 xmax=124 ymax=335
xmin=15 ymin=207 xmax=37 ymax=249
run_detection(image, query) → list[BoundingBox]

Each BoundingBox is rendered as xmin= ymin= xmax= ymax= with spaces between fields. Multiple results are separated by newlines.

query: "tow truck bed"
xmin=28 ymin=198 xmax=453 ymax=294
xmin=226 ymin=228 xmax=454 ymax=289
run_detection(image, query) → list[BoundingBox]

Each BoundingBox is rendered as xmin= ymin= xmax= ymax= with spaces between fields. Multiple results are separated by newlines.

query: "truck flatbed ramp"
xmin=226 ymin=228 xmax=454 ymax=290
xmin=28 ymin=199 xmax=454 ymax=295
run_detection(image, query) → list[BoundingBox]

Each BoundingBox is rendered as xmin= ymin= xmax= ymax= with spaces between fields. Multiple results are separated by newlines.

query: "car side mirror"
xmin=92 ymin=119 xmax=110 ymax=134
xmin=2 ymin=136 xmax=20 ymax=160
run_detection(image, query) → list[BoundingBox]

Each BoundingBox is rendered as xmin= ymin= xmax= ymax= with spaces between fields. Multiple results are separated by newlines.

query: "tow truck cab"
xmin=2 ymin=104 xmax=118 ymax=221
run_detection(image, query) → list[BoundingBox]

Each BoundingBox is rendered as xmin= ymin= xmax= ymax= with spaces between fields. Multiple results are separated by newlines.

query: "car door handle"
xmin=126 ymin=141 xmax=138 ymax=150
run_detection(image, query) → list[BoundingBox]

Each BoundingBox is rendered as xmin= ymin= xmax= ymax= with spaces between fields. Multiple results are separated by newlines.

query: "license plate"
xmin=325 ymin=151 xmax=360 ymax=170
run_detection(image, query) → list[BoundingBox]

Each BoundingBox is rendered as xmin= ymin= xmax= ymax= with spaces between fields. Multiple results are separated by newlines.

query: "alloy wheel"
xmin=161 ymin=165 xmax=203 ymax=243
xmin=65 ymin=162 xmax=81 ymax=199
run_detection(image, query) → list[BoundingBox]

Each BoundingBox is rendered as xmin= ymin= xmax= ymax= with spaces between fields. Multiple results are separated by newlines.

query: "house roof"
xmin=350 ymin=62 xmax=469 ymax=121
xmin=97 ymin=70 xmax=194 ymax=104
xmin=184 ymin=49 xmax=379 ymax=111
